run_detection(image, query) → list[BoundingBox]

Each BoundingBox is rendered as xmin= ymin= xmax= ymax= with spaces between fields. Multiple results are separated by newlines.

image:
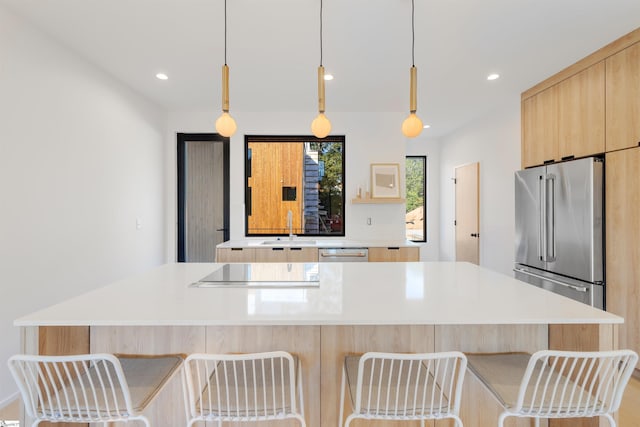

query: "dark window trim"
xmin=244 ymin=134 xmax=346 ymax=237
xmin=406 ymin=155 xmax=427 ymax=243
xmin=177 ymin=133 xmax=230 ymax=262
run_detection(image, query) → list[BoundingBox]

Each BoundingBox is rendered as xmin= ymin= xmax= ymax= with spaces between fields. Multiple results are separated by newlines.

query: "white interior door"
xmin=455 ymin=162 xmax=480 ymax=264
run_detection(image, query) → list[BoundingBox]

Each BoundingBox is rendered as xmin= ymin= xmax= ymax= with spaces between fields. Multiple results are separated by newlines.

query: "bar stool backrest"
xmin=514 ymin=349 xmax=638 ymax=418
xmin=183 ymin=351 xmax=305 ymax=426
xmin=8 ymin=353 xmax=135 ymax=424
xmin=351 ymin=351 xmax=467 ymax=419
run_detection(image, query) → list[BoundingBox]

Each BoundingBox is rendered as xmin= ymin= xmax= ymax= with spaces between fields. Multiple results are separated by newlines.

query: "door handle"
xmin=470 ymin=233 xmax=479 ymax=238
xmin=216 ymin=228 xmax=228 ymax=232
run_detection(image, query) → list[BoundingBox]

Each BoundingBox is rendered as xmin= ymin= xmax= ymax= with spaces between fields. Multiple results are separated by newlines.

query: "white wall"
xmin=165 ymin=111 xmax=442 ymax=260
xmin=0 ymin=7 xmax=166 ymax=403
xmin=438 ymin=101 xmax=521 ymax=275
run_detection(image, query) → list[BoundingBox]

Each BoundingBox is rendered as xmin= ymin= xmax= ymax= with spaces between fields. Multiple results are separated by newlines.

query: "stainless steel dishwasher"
xmin=318 ymin=248 xmax=368 ymax=262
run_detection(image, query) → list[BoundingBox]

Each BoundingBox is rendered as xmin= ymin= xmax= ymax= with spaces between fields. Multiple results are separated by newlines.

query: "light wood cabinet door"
xmin=253 ymin=247 xmax=319 ymax=262
xmin=216 ymin=247 xmax=256 ymax=262
xmin=522 ymin=86 xmax=559 ymax=168
xmin=606 ymin=42 xmax=640 ymax=152
xmin=368 ymin=247 xmax=419 ymax=262
xmin=254 ymin=247 xmax=289 ymax=262
xmin=557 ymin=61 xmax=605 ymax=160
xmin=287 ymin=247 xmax=318 ymax=262
xmin=606 ymin=148 xmax=640 ymax=367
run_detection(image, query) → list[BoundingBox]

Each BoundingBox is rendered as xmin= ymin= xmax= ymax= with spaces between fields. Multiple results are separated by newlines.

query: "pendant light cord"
xmin=411 ymin=0 xmax=415 ymax=67
xmin=320 ymin=0 xmax=323 ymax=66
xmin=224 ymin=0 xmax=228 ymax=65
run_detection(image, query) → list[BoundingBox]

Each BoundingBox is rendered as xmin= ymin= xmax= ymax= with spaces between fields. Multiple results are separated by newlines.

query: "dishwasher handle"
xmin=320 ymin=251 xmax=368 ymax=258
xmin=319 ymin=248 xmax=369 ymax=261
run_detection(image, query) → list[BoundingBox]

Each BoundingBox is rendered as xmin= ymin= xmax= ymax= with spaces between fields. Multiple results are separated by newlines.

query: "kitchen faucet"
xmin=287 ymin=210 xmax=294 ymax=241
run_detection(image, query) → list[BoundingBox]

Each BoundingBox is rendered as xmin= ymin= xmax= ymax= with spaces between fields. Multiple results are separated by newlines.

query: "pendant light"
xmin=311 ymin=0 xmax=331 ymax=138
xmin=402 ymin=0 xmax=423 ymax=138
xmin=215 ymin=0 xmax=237 ymax=138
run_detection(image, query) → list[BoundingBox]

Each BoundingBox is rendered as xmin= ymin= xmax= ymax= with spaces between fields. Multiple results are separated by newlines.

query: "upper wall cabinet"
xmin=606 ymin=42 xmax=640 ymax=152
xmin=522 ymin=62 xmax=605 ymax=168
xmin=522 ymin=86 xmax=559 ymax=168
xmin=557 ymin=61 xmax=605 ymax=160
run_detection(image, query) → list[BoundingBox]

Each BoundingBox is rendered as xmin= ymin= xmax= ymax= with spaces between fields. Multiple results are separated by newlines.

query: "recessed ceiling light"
xmin=423 ymin=124 xmax=431 ymax=129
xmin=487 ymin=73 xmax=500 ymax=81
xmin=324 ymin=74 xmax=334 ymax=81
xmin=156 ymin=73 xmax=168 ymax=80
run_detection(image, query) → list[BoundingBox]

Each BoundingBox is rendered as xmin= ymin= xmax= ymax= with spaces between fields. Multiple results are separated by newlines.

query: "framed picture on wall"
xmin=371 ymin=163 xmax=401 ymax=198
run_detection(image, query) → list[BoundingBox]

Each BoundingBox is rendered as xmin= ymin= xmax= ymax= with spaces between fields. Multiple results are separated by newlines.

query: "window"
xmin=405 ymin=156 xmax=426 ymax=242
xmin=245 ymin=135 xmax=345 ymax=236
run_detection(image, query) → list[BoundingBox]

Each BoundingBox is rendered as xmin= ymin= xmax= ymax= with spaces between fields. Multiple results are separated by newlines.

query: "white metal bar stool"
xmin=466 ymin=349 xmax=638 ymax=427
xmin=183 ymin=351 xmax=305 ymax=427
xmin=8 ymin=353 xmax=185 ymax=427
xmin=339 ymin=351 xmax=467 ymax=427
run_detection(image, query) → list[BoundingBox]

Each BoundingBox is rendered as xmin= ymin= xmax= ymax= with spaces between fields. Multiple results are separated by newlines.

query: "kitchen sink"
xmin=260 ymin=240 xmax=317 ymax=246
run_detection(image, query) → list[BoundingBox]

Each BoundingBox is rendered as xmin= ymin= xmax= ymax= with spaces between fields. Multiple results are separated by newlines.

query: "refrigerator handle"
xmin=539 ymin=175 xmax=546 ymax=261
xmin=546 ymin=174 xmax=556 ymax=262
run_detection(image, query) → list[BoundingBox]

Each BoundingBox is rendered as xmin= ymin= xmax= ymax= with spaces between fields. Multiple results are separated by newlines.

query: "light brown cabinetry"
xmin=217 ymin=247 xmax=318 ymax=262
xmin=521 ymin=62 xmax=605 ymax=168
xmin=557 ymin=61 xmax=605 ymax=159
xmin=216 ymin=247 xmax=256 ymax=262
xmin=522 ymin=86 xmax=559 ymax=167
xmin=254 ymin=247 xmax=318 ymax=262
xmin=606 ymin=42 xmax=640 ymax=151
xmin=606 ymin=148 xmax=640 ymax=366
xmin=368 ymin=247 xmax=419 ymax=262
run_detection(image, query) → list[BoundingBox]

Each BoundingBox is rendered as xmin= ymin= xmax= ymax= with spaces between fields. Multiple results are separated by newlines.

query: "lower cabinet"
xmin=606 ymin=147 xmax=640 ymax=368
xmin=368 ymin=247 xmax=420 ymax=262
xmin=254 ymin=247 xmax=318 ymax=262
xmin=216 ymin=247 xmax=256 ymax=262
xmin=218 ymin=246 xmax=419 ymax=263
xmin=217 ymin=247 xmax=318 ymax=262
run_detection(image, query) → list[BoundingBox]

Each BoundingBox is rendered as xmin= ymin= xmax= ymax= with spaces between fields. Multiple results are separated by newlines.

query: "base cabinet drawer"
xmin=217 ymin=247 xmax=319 ymax=262
xmin=216 ymin=247 xmax=256 ymax=262
xmin=368 ymin=247 xmax=419 ymax=262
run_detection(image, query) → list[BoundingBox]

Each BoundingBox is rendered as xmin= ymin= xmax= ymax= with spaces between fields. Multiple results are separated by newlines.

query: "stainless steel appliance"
xmin=319 ymin=248 xmax=368 ymax=262
xmin=514 ymin=157 xmax=604 ymax=308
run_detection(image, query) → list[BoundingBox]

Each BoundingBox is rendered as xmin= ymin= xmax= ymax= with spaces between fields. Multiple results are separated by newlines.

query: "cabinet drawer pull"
xmin=231 ymin=248 xmax=243 ymax=251
xmin=271 ymin=247 xmax=285 ymax=251
xmin=290 ymin=247 xmax=302 ymax=251
xmin=561 ymin=155 xmax=575 ymax=161
xmin=387 ymin=247 xmax=400 ymax=250
xmin=543 ymin=159 xmax=555 ymax=164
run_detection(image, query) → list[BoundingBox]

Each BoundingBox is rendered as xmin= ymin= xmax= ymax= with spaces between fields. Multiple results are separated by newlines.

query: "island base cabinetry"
xmin=23 ymin=324 xmax=622 ymax=427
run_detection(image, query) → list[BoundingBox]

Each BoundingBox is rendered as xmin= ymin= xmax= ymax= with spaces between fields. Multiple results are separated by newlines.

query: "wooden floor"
xmin=620 ymin=375 xmax=640 ymax=426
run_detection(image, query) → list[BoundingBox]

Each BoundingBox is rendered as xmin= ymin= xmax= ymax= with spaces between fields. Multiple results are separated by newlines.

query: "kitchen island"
xmin=16 ymin=262 xmax=621 ymax=427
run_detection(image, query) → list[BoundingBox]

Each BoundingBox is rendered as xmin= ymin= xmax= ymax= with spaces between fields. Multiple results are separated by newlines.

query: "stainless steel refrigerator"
xmin=514 ymin=157 xmax=604 ymax=309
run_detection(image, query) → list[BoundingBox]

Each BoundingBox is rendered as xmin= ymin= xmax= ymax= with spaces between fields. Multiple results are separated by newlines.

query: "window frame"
xmin=405 ymin=155 xmax=427 ymax=242
xmin=244 ymin=134 xmax=346 ymax=237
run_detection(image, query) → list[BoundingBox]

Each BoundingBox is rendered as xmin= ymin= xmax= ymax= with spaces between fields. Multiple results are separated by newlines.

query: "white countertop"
xmin=217 ymin=239 xmax=420 ymax=248
xmin=15 ymin=262 xmax=621 ymax=327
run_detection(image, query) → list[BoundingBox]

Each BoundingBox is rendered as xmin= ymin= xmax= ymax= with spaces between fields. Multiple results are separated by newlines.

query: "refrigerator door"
xmin=514 ymin=265 xmax=603 ymax=309
xmin=515 ymin=166 xmax=546 ymax=270
xmin=546 ymin=158 xmax=603 ymax=283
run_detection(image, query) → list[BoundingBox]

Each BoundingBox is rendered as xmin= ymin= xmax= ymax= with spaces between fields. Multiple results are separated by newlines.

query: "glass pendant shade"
xmin=216 ymin=112 xmax=237 ymax=137
xmin=311 ymin=113 xmax=331 ymax=138
xmin=402 ymin=113 xmax=423 ymax=138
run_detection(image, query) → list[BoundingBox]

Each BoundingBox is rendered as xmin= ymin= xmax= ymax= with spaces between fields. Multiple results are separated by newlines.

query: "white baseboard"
xmin=0 ymin=392 xmax=19 ymax=419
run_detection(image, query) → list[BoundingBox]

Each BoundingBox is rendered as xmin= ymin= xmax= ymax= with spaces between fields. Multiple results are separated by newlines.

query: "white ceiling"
xmin=1 ymin=0 xmax=639 ymax=137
